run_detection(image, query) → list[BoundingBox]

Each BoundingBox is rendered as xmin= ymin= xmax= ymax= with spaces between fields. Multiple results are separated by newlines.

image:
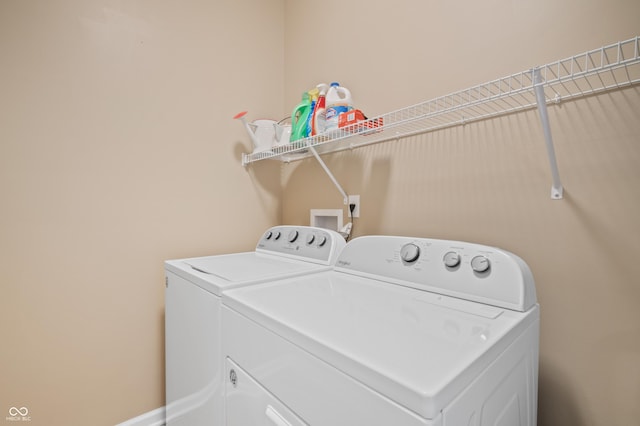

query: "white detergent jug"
xmin=324 ymin=82 xmax=353 ymax=133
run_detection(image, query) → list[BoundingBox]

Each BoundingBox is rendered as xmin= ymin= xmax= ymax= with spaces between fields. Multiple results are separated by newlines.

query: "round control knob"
xmin=443 ymin=251 xmax=461 ymax=268
xmin=316 ymin=236 xmax=327 ymax=247
xmin=306 ymin=234 xmax=315 ymax=245
xmin=400 ymin=243 xmax=420 ymax=263
xmin=265 ymin=231 xmax=273 ymax=240
xmin=287 ymin=230 xmax=299 ymax=243
xmin=471 ymin=255 xmax=491 ymax=273
xmin=273 ymin=231 xmax=281 ymax=240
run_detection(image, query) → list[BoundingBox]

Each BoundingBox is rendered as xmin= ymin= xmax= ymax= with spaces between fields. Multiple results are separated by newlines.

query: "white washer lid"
xmin=223 ymin=270 xmax=539 ymax=419
xmin=165 ymin=252 xmax=329 ymax=296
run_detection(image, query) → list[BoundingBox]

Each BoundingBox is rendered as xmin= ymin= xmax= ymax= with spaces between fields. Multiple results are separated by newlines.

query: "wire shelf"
xmin=242 ymin=36 xmax=640 ymax=166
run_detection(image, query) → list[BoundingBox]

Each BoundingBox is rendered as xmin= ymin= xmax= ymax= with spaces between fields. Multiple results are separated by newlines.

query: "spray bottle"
xmin=312 ymin=83 xmax=329 ymax=136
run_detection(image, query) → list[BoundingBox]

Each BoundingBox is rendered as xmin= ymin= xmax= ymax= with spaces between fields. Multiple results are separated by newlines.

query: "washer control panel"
xmin=336 ymin=236 xmax=536 ymax=312
xmin=256 ymin=226 xmax=346 ymax=265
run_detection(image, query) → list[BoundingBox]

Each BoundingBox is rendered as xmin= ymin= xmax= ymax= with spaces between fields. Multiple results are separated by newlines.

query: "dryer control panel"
xmin=335 ymin=235 xmax=537 ymax=312
xmin=256 ymin=226 xmax=346 ymax=266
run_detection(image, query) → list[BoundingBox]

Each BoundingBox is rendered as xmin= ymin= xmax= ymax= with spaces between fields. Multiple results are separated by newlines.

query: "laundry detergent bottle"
xmin=324 ymin=82 xmax=353 ymax=133
xmin=290 ymin=92 xmax=312 ymax=142
xmin=312 ymin=83 xmax=329 ymax=136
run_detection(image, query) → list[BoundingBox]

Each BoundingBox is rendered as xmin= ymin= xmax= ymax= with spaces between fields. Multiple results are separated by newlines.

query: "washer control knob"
xmin=265 ymin=231 xmax=273 ymax=240
xmin=471 ymin=255 xmax=491 ymax=273
xmin=443 ymin=251 xmax=461 ymax=268
xmin=287 ymin=230 xmax=299 ymax=243
xmin=273 ymin=231 xmax=281 ymax=240
xmin=306 ymin=234 xmax=315 ymax=245
xmin=316 ymin=235 xmax=327 ymax=247
xmin=400 ymin=243 xmax=421 ymax=263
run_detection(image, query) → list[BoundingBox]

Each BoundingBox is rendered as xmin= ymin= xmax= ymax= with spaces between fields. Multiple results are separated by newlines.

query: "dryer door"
xmin=225 ymin=358 xmax=307 ymax=426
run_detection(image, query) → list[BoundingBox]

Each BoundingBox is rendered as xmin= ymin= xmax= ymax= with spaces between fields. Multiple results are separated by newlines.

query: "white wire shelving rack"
xmin=241 ymin=36 xmax=640 ymax=200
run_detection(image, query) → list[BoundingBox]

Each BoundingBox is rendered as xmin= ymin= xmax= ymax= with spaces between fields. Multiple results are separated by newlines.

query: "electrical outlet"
xmin=348 ymin=195 xmax=360 ymax=218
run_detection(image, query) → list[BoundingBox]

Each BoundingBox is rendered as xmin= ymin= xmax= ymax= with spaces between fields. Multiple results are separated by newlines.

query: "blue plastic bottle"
xmin=306 ymin=88 xmax=319 ymax=137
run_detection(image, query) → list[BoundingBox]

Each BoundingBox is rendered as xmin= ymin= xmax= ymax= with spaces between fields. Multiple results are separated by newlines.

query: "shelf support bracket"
xmin=306 ymin=141 xmax=349 ymax=205
xmin=533 ymin=68 xmax=564 ymax=199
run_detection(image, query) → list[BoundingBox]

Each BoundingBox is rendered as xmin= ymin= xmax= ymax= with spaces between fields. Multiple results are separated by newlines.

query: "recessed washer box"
xmin=310 ymin=209 xmax=343 ymax=231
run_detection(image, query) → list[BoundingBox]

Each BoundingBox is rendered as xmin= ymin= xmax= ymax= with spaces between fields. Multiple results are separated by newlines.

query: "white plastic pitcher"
xmin=234 ymin=111 xmax=277 ymax=153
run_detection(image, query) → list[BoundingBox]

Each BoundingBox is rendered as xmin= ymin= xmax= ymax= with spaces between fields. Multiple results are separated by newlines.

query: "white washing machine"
xmin=164 ymin=225 xmax=346 ymax=426
xmin=222 ymin=235 xmax=539 ymax=426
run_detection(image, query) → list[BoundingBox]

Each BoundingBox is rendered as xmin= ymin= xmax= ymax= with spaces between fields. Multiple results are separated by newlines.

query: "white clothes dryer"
xmin=222 ymin=235 xmax=539 ymax=426
xmin=164 ymin=225 xmax=346 ymax=426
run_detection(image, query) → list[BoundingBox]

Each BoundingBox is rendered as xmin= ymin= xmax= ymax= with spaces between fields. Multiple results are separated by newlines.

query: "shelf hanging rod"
xmin=533 ymin=67 xmax=564 ymax=200
xmin=306 ymin=141 xmax=349 ymax=205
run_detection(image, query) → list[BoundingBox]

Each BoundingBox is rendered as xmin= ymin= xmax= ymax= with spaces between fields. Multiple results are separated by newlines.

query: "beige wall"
xmin=283 ymin=1 xmax=640 ymax=425
xmin=0 ymin=0 xmax=283 ymax=425
xmin=2 ymin=0 xmax=638 ymax=425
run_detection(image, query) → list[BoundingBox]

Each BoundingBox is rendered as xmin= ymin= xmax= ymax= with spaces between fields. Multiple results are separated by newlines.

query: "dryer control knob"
xmin=306 ymin=234 xmax=315 ymax=245
xmin=273 ymin=231 xmax=281 ymax=240
xmin=443 ymin=251 xmax=461 ymax=268
xmin=265 ymin=231 xmax=273 ymax=240
xmin=400 ymin=243 xmax=421 ymax=263
xmin=471 ymin=255 xmax=491 ymax=273
xmin=287 ymin=230 xmax=299 ymax=243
